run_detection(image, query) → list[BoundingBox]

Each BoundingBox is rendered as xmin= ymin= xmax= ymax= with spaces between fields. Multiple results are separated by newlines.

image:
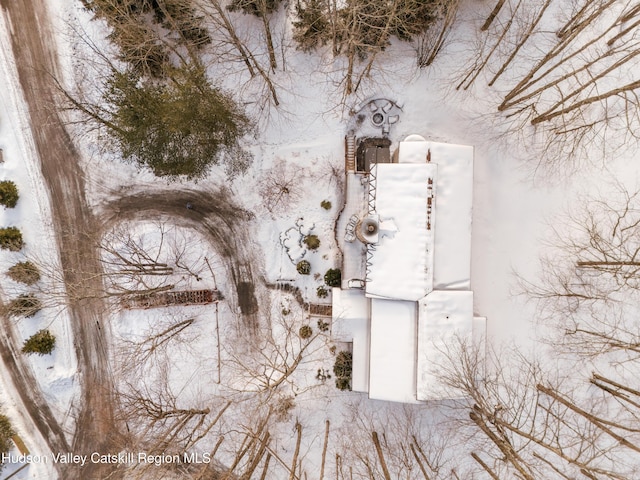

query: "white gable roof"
xmin=416 ymin=290 xmax=473 ymax=401
xmin=364 ymin=140 xmax=473 ymax=302
xmin=368 ymin=298 xmax=419 ymax=403
xmin=429 ymin=142 xmax=473 ymax=289
xmin=365 ymin=163 xmax=436 ymax=301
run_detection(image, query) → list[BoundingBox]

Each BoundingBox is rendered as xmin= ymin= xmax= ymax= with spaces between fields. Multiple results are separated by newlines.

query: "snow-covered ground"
xmin=0 ymin=7 xmax=79 ymax=479
xmin=0 ymin=0 xmax=639 ymax=478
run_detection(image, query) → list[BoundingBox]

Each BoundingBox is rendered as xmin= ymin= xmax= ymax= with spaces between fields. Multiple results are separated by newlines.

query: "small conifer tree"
xmin=22 ymin=329 xmax=56 ymax=356
xmin=0 ymin=227 xmax=23 ymax=251
xmin=324 ymin=268 xmax=341 ymax=287
xmin=0 ymin=414 xmax=14 ymax=455
xmin=333 ymin=351 xmax=352 ymax=391
xmin=299 ymin=325 xmax=313 ymax=339
xmin=303 ymin=234 xmax=320 ymax=250
xmin=0 ymin=181 xmax=19 ymax=208
xmin=296 ymin=260 xmax=311 ymax=275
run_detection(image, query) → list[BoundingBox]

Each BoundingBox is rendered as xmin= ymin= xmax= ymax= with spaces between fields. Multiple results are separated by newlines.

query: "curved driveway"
xmin=100 ymin=189 xmax=261 ymax=326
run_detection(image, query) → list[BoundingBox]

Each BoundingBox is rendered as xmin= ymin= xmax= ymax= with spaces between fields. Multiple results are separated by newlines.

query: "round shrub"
xmin=7 ymin=261 xmax=40 ymax=285
xmin=8 ymin=294 xmax=42 ymax=318
xmin=316 ymin=286 xmax=328 ymax=298
xmin=0 ymin=227 xmax=23 ymax=251
xmin=303 ymin=234 xmax=320 ymax=251
xmin=324 ymin=268 xmax=341 ymax=287
xmin=334 ymin=351 xmax=353 ymax=390
xmin=299 ymin=325 xmax=313 ymax=339
xmin=296 ymin=260 xmax=311 ymax=275
xmin=0 ymin=181 xmax=19 ymax=208
xmin=22 ymin=329 xmax=56 ymax=355
xmin=333 ymin=351 xmax=352 ymax=379
xmin=320 ymin=200 xmax=332 ymax=210
xmin=335 ymin=377 xmax=351 ymax=391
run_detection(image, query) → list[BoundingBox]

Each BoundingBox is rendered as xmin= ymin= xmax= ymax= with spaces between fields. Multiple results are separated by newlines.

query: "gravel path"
xmin=1 ymin=1 xmax=119 ymax=477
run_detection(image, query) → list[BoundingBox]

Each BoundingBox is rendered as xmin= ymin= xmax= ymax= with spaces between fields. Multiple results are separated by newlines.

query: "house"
xmin=332 ymin=135 xmax=486 ymax=403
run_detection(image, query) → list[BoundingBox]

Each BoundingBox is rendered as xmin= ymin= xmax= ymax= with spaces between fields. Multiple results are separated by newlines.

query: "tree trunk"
xmin=459 ymin=0 xmax=522 ymax=90
xmin=577 ymin=261 xmax=640 ymax=267
xmin=481 ymin=0 xmax=507 ymax=31
xmin=260 ymin=6 xmax=277 ymax=71
xmin=488 ymin=0 xmax=552 ymax=86
xmin=471 ymin=452 xmax=499 ymax=480
xmin=500 ymin=0 xmax=617 ymax=109
xmin=320 ymin=420 xmax=330 ymax=480
xmin=205 ymin=0 xmax=256 ymax=77
xmin=411 ymin=443 xmax=431 ymax=480
xmin=469 ymin=411 xmax=535 ymax=480
xmin=289 ymin=423 xmax=302 ymax=480
xmin=537 ymin=384 xmax=640 ymax=450
xmin=372 ymin=432 xmax=392 ymax=480
xmin=531 ymin=79 xmax=640 ymax=124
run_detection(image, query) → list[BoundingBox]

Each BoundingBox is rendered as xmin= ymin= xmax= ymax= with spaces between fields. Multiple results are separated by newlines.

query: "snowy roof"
xmin=364 ymin=139 xmax=473 ymax=301
xmin=333 ymin=138 xmax=479 ymax=403
xmin=352 ymin=334 xmax=370 ymax=393
xmin=396 ymin=139 xmax=474 ymax=289
xmin=365 ymin=163 xmax=436 ymax=301
xmin=397 ymin=134 xmax=430 ymax=164
xmin=428 ymin=142 xmax=474 ymax=290
xmin=331 ymin=288 xmax=370 ymax=392
xmin=416 ymin=290 xmax=473 ymax=401
xmin=368 ymin=298 xmax=419 ymax=403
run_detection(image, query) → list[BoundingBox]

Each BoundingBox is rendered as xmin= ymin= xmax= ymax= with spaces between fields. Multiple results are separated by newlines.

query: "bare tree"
xmin=224 ymin=308 xmax=326 ymax=396
xmin=293 ymin=0 xmax=458 ymax=102
xmin=81 ymin=0 xmax=210 ymax=77
xmin=100 ymin=221 xmax=208 ymax=296
xmin=518 ymin=182 xmax=640 ymax=359
xmin=226 ymin=0 xmax=283 ymax=72
xmin=113 ymin=310 xmax=234 ymax=479
xmin=257 ymin=159 xmax=303 ymax=215
xmin=455 ymin=0 xmax=640 ymax=170
xmin=481 ymin=0 xmax=508 ymax=31
xmin=437 ymin=338 xmax=640 ymax=479
xmin=330 ymin=398 xmax=459 ymax=480
xmin=456 ymin=0 xmax=525 ymax=91
xmin=194 ymin=0 xmax=280 ymax=105
xmin=414 ymin=0 xmax=460 ymax=68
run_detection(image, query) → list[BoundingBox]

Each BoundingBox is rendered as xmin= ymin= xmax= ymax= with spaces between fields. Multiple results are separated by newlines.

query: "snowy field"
xmin=0 ymin=0 xmax=639 ymax=478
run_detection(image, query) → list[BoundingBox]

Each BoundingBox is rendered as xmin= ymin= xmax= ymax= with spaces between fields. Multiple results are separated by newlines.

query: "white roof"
xmin=352 ymin=334 xmax=370 ymax=393
xmin=416 ymin=290 xmax=473 ymax=401
xmin=331 ymin=288 xmax=370 ymax=392
xmin=398 ymin=139 xmax=474 ymax=289
xmin=332 ymin=138 xmax=479 ymax=403
xmin=397 ymin=135 xmax=430 ymax=164
xmin=428 ymin=142 xmax=474 ymax=290
xmin=365 ymin=163 xmax=436 ymax=301
xmin=368 ymin=298 xmax=419 ymax=403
